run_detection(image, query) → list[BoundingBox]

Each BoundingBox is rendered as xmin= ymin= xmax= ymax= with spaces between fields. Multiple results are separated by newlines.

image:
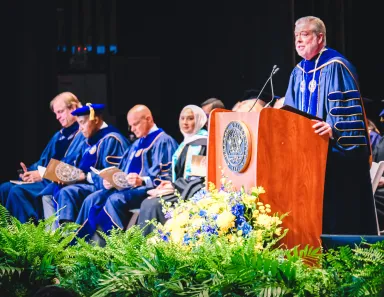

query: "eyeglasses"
xmin=294 ymin=30 xmax=314 ymax=39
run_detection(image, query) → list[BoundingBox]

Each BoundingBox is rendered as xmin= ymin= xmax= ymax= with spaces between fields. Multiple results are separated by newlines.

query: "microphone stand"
xmin=247 ymin=65 xmax=278 ymax=112
xmin=261 ymin=67 xmax=280 ymax=109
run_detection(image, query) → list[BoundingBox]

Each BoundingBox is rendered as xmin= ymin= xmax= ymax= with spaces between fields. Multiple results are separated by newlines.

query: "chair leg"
xmin=127 ymin=211 xmax=140 ymax=229
xmin=372 ymin=193 xmax=381 ymax=236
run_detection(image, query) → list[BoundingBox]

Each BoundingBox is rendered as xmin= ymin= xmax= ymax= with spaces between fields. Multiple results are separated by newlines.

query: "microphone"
xmin=264 ymin=67 xmax=280 ymax=108
xmin=247 ymin=65 xmax=279 ymax=112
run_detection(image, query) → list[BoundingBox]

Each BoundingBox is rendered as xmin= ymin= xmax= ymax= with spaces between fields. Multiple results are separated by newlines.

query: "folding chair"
xmin=370 ymin=161 xmax=384 ymax=235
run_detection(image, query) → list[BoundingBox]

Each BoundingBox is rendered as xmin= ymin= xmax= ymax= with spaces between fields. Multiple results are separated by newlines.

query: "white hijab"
xmin=179 ymin=105 xmax=207 ymax=144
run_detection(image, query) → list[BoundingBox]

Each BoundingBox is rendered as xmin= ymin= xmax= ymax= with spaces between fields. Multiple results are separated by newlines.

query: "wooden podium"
xmin=207 ymin=106 xmax=329 ymax=248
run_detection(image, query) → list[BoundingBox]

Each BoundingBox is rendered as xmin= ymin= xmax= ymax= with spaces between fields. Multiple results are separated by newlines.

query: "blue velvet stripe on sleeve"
xmin=329 ymin=105 xmax=363 ymax=116
xmin=328 ymin=91 xmax=360 ymax=101
xmin=334 ymin=121 xmax=365 ymax=131
xmin=338 ymin=136 xmax=367 ymax=146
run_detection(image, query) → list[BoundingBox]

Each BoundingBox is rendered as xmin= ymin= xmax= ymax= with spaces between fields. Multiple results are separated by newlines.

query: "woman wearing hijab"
xmin=138 ymin=105 xmax=208 ymax=236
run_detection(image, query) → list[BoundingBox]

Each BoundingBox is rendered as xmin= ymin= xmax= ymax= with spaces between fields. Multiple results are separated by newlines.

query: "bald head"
xmin=127 ymin=104 xmax=155 ymax=138
xmin=128 ymin=104 xmax=152 ymax=118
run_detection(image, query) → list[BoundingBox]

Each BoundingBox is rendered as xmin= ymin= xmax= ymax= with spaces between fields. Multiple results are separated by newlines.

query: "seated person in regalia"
xmin=138 ymin=104 xmax=208 ymax=236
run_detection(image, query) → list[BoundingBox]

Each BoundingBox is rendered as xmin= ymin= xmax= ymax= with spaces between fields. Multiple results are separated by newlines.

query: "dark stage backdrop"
xmin=2 ymin=0 xmax=384 ymax=181
xmin=1 ymin=1 xmax=57 ymax=182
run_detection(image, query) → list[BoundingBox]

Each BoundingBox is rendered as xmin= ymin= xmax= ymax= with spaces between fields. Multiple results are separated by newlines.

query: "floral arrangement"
xmin=156 ymin=177 xmax=287 ymax=248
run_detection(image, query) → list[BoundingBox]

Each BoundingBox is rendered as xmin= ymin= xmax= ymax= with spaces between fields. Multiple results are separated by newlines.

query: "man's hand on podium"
xmin=312 ymin=120 xmax=333 ymax=139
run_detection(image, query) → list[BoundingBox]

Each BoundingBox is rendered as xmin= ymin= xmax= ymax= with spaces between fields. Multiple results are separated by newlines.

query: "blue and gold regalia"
xmin=46 ymin=124 xmax=130 ymax=225
xmin=4 ymin=122 xmax=85 ymax=223
xmin=284 ymin=47 xmax=376 ymax=235
xmin=75 ymin=126 xmax=178 ymax=239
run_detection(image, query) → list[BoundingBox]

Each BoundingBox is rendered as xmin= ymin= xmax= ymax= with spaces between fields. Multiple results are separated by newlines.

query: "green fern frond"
xmin=257 ymin=286 xmax=288 ymax=297
xmin=0 ymin=264 xmax=23 ymax=277
xmin=0 ymin=205 xmax=12 ymax=228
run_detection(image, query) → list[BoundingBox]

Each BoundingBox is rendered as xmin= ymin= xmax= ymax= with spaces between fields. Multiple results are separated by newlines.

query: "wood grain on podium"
xmin=257 ymin=108 xmax=328 ymax=248
xmin=207 ymin=106 xmax=329 ymax=248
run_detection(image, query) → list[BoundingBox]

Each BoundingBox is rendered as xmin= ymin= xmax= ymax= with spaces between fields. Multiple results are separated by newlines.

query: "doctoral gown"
xmin=76 ymin=128 xmax=178 ymax=239
xmin=5 ymin=122 xmax=85 ymax=223
xmin=284 ymin=47 xmax=376 ymax=235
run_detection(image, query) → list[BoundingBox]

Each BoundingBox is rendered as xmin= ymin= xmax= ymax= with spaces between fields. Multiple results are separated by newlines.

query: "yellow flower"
xmin=216 ymin=210 xmax=236 ymax=232
xmin=251 ymin=186 xmax=266 ymax=195
xmin=227 ymin=234 xmax=234 ymax=242
xmin=163 ymin=218 xmax=174 ymax=232
xmin=206 ymin=202 xmax=226 ymax=215
xmin=256 ymin=214 xmax=272 ymax=228
xmin=191 ymin=205 xmax=200 ymax=214
xmin=257 ymin=186 xmax=266 ymax=194
xmin=191 ymin=218 xmax=205 ymax=229
xmin=275 ymin=227 xmax=282 ymax=236
xmin=213 ymin=192 xmax=228 ymax=203
xmin=170 ymin=227 xmax=184 ymax=243
xmin=255 ymin=229 xmax=263 ymax=241
xmin=242 ymin=194 xmax=256 ymax=206
xmin=208 ymin=182 xmax=216 ymax=192
xmin=255 ymin=242 xmax=264 ymax=250
xmin=173 ymin=211 xmax=190 ymax=227
xmin=197 ymin=198 xmax=214 ymax=208
xmin=271 ymin=216 xmax=283 ymax=226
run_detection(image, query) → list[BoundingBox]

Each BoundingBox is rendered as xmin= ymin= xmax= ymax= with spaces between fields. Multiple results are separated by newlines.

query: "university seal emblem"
xmin=55 ymin=162 xmax=82 ymax=183
xmin=222 ymin=121 xmax=252 ymax=173
xmin=89 ymin=145 xmax=97 ymax=155
xmin=112 ymin=172 xmax=130 ymax=189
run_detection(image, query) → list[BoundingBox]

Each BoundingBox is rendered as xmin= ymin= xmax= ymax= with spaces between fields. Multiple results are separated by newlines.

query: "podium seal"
xmin=222 ymin=121 xmax=252 ymax=173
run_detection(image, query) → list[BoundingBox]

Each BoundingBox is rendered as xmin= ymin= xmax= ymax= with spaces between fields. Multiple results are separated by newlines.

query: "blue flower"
xmin=158 ymin=230 xmax=170 ymax=242
xmin=238 ymin=221 xmax=252 ymax=236
xmin=183 ymin=233 xmax=192 ymax=244
xmin=228 ymin=195 xmax=240 ymax=206
xmin=199 ymin=210 xmax=207 ymax=217
xmin=164 ymin=211 xmax=173 ymax=219
xmin=231 ymin=203 xmax=245 ymax=217
xmin=211 ymin=214 xmax=218 ymax=220
xmin=235 ymin=216 xmax=246 ymax=227
xmin=191 ymin=188 xmax=207 ymax=202
xmin=202 ymin=224 xmax=218 ymax=235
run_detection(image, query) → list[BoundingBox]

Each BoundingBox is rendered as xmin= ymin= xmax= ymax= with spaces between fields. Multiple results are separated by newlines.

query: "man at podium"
xmin=284 ymin=16 xmax=376 ymax=235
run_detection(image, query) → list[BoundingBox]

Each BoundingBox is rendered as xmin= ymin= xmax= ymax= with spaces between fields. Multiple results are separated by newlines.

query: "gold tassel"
xmin=86 ymin=103 xmax=95 ymax=120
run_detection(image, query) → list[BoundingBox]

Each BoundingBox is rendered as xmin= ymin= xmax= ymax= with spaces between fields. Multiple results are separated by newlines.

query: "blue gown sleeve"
xmin=91 ymin=134 xmax=130 ymax=189
xmin=143 ymin=136 xmax=179 ymax=188
xmin=325 ymin=61 xmax=369 ymax=152
xmin=28 ymin=132 xmax=61 ymax=171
